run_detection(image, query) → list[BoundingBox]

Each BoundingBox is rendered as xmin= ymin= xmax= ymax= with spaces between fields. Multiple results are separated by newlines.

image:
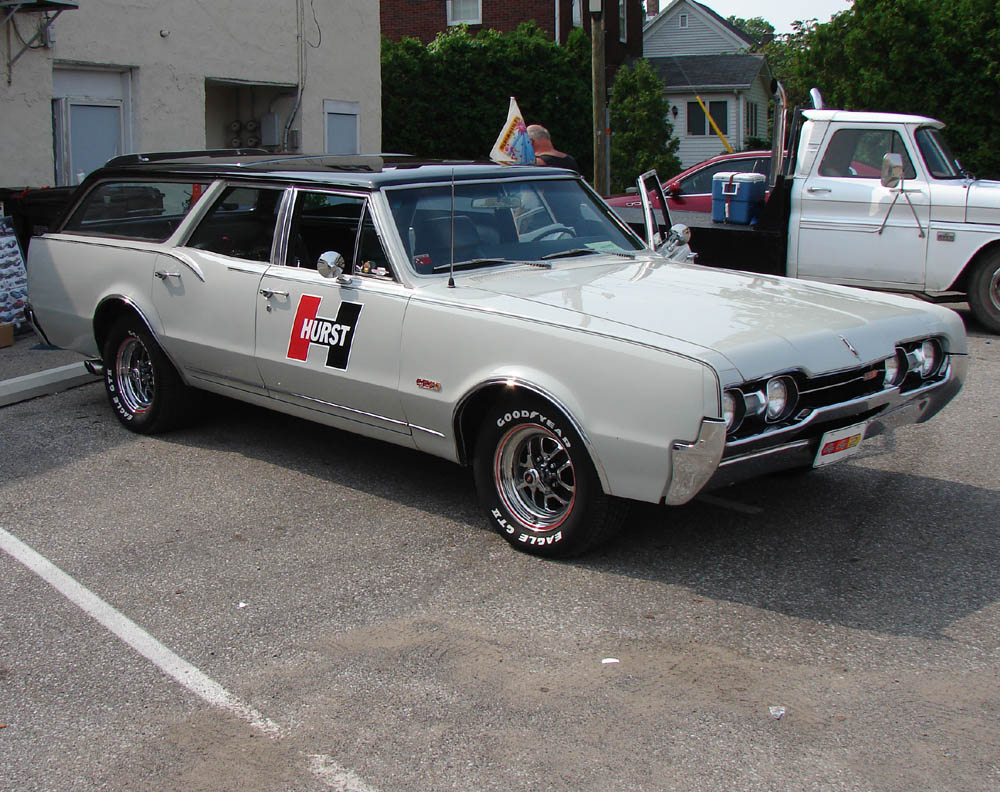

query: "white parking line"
xmin=0 ymin=525 xmax=278 ymax=733
xmin=2 ymin=526 xmax=380 ymax=791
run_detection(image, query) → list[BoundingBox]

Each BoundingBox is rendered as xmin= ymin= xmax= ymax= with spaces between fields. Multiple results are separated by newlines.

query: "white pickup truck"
xmin=619 ymin=89 xmax=1000 ymax=334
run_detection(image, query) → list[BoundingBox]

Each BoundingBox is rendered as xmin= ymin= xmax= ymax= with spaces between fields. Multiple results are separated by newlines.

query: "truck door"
xmin=793 ymin=126 xmax=929 ymax=287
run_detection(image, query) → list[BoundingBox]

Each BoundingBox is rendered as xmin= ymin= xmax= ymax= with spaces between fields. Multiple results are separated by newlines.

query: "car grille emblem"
xmin=840 ymin=335 xmax=860 ymax=359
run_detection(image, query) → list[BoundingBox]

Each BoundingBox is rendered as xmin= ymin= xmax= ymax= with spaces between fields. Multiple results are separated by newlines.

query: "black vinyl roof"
xmin=92 ymin=152 xmax=566 ymax=189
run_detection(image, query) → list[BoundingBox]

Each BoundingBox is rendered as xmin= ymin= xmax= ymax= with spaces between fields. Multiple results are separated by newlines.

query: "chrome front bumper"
xmin=705 ymin=354 xmax=967 ymax=491
xmin=665 ymin=354 xmax=967 ymax=502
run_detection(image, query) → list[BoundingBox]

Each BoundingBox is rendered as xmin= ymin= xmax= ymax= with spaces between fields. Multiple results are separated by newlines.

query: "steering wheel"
xmin=522 ymin=223 xmax=577 ymax=242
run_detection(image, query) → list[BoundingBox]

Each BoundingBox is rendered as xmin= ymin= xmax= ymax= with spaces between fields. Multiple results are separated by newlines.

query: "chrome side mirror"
xmin=881 ymin=152 xmax=904 ymax=189
xmin=317 ymin=251 xmax=346 ymax=279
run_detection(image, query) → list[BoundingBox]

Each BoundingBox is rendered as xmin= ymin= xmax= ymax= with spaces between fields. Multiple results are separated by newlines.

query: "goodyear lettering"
xmin=286 ymin=295 xmax=363 ymax=370
xmin=495 ymin=409 xmax=571 ymax=448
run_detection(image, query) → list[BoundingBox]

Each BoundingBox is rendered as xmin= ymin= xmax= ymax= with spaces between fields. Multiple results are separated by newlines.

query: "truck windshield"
xmin=915 ymin=127 xmax=964 ymax=179
xmin=386 ymin=177 xmax=645 ymax=275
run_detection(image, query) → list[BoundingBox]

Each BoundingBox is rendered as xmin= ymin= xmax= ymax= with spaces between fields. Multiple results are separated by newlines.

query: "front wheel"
xmin=472 ymin=397 xmax=627 ymax=557
xmin=968 ymin=250 xmax=1000 ymax=334
xmin=102 ymin=315 xmax=189 ymax=434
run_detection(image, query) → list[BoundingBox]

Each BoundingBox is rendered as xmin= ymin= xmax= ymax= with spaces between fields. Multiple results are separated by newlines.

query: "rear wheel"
xmin=968 ymin=250 xmax=1000 ymax=334
xmin=102 ymin=315 xmax=189 ymax=434
xmin=472 ymin=396 xmax=627 ymax=557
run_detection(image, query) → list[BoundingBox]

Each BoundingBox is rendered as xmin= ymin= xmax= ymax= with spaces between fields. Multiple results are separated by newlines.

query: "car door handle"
xmin=806 ymin=187 xmax=832 ymax=194
xmin=259 ymin=288 xmax=289 ymax=298
xmin=154 ymin=270 xmax=181 ymax=279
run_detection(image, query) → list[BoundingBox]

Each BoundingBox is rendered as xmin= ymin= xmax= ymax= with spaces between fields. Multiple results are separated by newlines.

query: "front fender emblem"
xmin=840 ymin=335 xmax=860 ymax=360
xmin=416 ymin=378 xmax=441 ymax=391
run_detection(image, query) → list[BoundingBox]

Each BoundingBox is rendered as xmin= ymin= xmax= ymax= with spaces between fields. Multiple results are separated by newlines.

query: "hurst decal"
xmin=286 ymin=294 xmax=363 ymax=370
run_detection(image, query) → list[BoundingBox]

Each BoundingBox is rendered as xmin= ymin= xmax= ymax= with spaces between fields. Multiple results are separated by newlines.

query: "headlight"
xmin=919 ymin=339 xmax=941 ymax=378
xmin=722 ymin=390 xmax=745 ymax=432
xmin=884 ymin=348 xmax=907 ymax=387
xmin=765 ymin=376 xmax=797 ymax=422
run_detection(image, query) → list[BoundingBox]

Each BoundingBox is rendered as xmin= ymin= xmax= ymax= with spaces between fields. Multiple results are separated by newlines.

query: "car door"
xmin=152 ymin=183 xmax=284 ymax=394
xmin=254 ymin=188 xmax=411 ymax=436
xmin=794 ymin=126 xmax=929 ymax=287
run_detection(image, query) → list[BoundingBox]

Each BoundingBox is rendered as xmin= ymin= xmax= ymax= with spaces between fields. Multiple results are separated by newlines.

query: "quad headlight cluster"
xmin=883 ymin=338 xmax=945 ymax=388
xmin=721 ymin=337 xmax=948 ymax=438
xmin=723 ymin=375 xmax=798 ymax=433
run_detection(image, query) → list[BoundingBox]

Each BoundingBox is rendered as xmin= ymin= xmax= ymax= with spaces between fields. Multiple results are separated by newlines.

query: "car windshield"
xmin=915 ymin=127 xmax=965 ymax=179
xmin=386 ymin=176 xmax=645 ymax=274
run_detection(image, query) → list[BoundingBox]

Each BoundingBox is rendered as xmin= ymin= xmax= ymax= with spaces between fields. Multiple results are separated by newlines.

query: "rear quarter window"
xmin=62 ymin=181 xmax=210 ymax=241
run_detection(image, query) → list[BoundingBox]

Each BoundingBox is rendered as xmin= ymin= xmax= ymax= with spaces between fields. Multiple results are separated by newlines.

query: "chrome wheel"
xmin=494 ymin=424 xmax=576 ymax=530
xmin=990 ymin=265 xmax=1000 ymax=312
xmin=115 ymin=336 xmax=154 ymax=415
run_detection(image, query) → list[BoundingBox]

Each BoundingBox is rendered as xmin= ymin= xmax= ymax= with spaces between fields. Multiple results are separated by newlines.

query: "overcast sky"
xmin=690 ymin=0 xmax=854 ymax=33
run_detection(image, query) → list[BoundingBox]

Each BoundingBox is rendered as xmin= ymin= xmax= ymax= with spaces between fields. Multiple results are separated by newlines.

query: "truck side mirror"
xmin=881 ymin=153 xmax=904 ymax=189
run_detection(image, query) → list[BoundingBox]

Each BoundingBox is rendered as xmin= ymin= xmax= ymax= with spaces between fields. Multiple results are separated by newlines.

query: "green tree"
xmin=779 ymin=0 xmax=1000 ymax=176
xmin=608 ymin=59 xmax=681 ymax=194
xmin=726 ymin=16 xmax=775 ymax=50
xmin=382 ymin=24 xmax=593 ymax=177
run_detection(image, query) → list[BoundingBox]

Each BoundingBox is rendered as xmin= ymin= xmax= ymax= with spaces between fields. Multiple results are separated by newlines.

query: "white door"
xmin=52 ymin=68 xmax=131 ymax=185
xmin=153 ymin=184 xmax=285 ymax=393
xmin=254 ymin=190 xmax=409 ymax=435
xmin=794 ymin=126 xmax=929 ymax=287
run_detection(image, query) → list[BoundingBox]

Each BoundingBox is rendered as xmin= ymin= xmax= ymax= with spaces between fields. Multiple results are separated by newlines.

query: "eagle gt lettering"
xmin=286 ymin=294 xmax=363 ymax=370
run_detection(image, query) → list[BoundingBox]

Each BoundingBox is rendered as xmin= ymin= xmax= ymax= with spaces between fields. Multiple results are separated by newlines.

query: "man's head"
xmin=527 ymin=124 xmax=551 ymax=143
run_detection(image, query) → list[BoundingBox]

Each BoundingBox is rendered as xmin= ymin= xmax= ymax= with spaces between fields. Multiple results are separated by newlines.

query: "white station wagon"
xmin=25 ymin=152 xmax=968 ymax=556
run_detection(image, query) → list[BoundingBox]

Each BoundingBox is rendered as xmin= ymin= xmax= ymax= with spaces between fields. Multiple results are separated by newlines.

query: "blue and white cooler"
xmin=711 ymin=171 xmax=767 ymax=224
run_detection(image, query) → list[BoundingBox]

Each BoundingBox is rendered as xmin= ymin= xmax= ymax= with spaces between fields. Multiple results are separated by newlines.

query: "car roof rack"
xmin=104 ymin=149 xmax=270 ymax=167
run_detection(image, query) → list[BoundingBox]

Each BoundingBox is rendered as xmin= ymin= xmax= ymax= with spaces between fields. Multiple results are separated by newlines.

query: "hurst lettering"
xmin=286 ymin=295 xmax=363 ymax=370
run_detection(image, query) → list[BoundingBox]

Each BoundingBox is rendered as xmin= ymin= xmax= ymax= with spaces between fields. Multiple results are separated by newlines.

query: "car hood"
xmin=452 ymin=256 xmax=963 ymax=382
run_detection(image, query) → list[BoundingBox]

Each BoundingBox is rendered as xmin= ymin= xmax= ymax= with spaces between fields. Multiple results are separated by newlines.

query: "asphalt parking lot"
xmin=2 ymin=310 xmax=998 ymax=792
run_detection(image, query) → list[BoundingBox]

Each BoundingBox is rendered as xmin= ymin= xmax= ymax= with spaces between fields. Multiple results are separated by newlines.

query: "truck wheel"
xmin=472 ymin=396 xmax=627 ymax=557
xmin=102 ymin=316 xmax=188 ymax=434
xmin=968 ymin=250 xmax=1000 ymax=334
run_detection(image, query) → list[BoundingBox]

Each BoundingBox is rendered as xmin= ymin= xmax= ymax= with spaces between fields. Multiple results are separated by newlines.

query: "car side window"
xmin=62 ymin=180 xmax=210 ymax=241
xmin=185 ymin=185 xmax=283 ymax=261
xmin=285 ymin=190 xmax=365 ymax=270
xmin=682 ymin=159 xmax=756 ymax=194
xmin=818 ymin=129 xmax=917 ymax=179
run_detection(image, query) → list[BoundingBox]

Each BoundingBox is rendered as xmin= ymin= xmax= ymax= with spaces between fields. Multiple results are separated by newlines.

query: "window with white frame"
xmin=747 ymin=102 xmax=759 ymax=138
xmin=447 ymin=0 xmax=482 ymax=25
xmin=679 ymin=13 xmax=688 ymax=28
xmin=572 ymin=0 xmax=582 ymax=27
xmin=619 ymin=0 xmax=627 ymax=42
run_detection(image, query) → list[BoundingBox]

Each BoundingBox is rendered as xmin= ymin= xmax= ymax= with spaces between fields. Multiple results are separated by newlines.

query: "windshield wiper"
xmin=540 ymin=248 xmax=599 ymax=261
xmin=431 ymin=258 xmax=513 ymax=274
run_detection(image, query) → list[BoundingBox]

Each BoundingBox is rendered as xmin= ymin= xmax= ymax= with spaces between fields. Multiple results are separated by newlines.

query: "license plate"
xmin=813 ymin=421 xmax=868 ymax=467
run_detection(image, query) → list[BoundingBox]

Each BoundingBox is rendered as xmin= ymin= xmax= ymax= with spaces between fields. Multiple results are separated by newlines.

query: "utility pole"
xmin=590 ymin=1 xmax=608 ymax=196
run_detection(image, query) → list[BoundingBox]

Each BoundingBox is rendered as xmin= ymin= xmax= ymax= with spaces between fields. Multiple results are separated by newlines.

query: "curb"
xmin=0 ymin=363 xmax=101 ymax=408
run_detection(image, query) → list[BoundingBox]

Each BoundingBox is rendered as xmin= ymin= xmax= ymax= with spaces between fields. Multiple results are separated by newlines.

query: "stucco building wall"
xmin=1 ymin=0 xmax=381 ymax=187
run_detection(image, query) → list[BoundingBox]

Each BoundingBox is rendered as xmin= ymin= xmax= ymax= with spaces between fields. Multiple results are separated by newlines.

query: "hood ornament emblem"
xmin=840 ymin=335 xmax=860 ymax=360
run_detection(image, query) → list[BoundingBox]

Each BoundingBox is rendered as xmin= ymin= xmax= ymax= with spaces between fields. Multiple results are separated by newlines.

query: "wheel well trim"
xmin=453 ymin=377 xmax=611 ymax=493
xmin=93 ymin=295 xmax=188 ymax=385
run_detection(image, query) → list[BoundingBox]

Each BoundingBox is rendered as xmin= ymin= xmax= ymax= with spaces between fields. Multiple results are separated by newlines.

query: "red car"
xmin=608 ymin=150 xmax=772 ymax=214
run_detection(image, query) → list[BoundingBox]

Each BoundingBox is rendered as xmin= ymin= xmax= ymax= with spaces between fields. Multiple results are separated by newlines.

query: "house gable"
xmin=644 ymin=0 xmax=751 ymax=58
